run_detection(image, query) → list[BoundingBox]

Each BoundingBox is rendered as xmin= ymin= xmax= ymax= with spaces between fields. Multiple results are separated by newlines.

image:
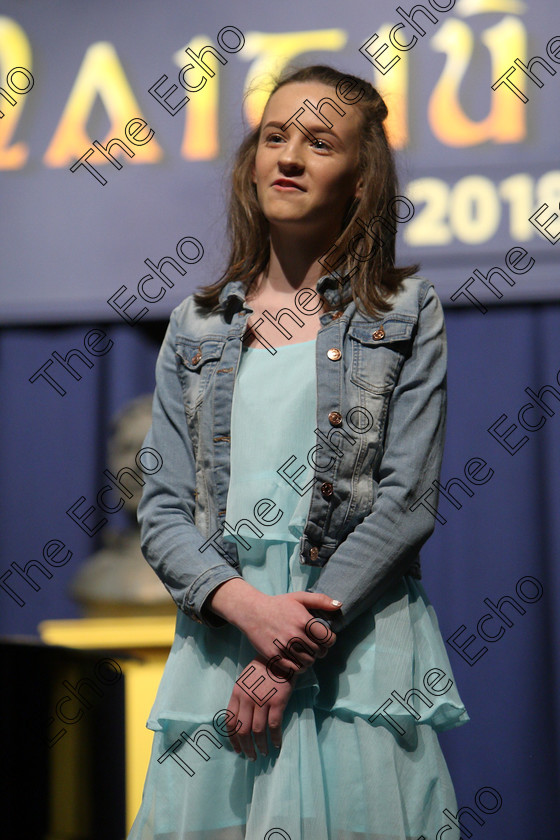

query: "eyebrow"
xmin=262 ymin=120 xmax=343 ymax=142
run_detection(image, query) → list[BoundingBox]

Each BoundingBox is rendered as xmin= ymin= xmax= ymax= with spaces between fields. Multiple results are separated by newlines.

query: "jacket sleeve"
xmin=307 ymin=282 xmax=447 ymax=633
xmin=137 ymin=303 xmax=243 ymax=627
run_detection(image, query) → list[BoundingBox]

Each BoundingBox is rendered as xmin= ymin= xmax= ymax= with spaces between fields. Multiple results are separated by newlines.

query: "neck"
xmin=251 ymin=224 xmax=339 ymax=299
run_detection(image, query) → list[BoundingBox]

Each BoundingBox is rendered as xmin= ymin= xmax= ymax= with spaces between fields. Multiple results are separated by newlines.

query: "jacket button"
xmin=331 ymin=310 xmax=344 ymax=319
xmin=327 ymin=347 xmax=342 ymax=360
xmin=328 ymin=411 xmax=343 ymax=426
xmin=321 ymin=482 xmax=333 ymax=498
xmin=309 ymin=546 xmax=319 ymax=561
xmin=372 ymin=327 xmax=385 ymax=340
xmin=191 ymin=350 xmax=202 ymax=364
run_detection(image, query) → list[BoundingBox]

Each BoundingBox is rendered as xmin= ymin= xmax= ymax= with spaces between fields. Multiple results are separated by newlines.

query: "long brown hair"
xmin=192 ymin=64 xmax=419 ymax=318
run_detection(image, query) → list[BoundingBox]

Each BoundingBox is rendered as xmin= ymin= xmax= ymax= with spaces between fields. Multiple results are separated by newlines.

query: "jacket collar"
xmin=218 ymin=271 xmax=352 ymax=311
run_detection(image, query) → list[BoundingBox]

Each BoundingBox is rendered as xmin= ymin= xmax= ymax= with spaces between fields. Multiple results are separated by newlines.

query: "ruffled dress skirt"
xmin=128 ymin=339 xmax=469 ymax=840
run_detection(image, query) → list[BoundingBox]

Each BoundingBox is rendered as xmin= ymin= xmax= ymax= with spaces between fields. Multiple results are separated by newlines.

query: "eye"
xmin=311 ymin=138 xmax=331 ymax=151
xmin=264 ymin=132 xmax=284 ymax=143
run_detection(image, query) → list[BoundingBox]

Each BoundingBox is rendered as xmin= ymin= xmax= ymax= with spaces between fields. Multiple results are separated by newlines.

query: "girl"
xmin=128 ymin=64 xmax=469 ymax=840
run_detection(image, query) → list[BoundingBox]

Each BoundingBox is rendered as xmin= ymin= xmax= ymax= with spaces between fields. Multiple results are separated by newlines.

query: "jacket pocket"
xmin=348 ymin=315 xmax=416 ymax=395
xmin=175 ymin=335 xmax=226 ymax=414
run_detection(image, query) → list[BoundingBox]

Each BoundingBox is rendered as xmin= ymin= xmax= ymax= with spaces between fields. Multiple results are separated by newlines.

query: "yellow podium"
xmin=39 ymin=614 xmax=176 ymax=835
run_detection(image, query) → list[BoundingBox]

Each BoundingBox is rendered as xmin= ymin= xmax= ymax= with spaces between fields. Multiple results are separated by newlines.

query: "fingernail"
xmin=331 ymin=600 xmax=342 ymax=606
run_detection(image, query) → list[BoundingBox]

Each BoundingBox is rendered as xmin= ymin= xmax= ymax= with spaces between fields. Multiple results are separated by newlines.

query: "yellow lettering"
xmin=455 ymin=0 xmax=526 ymax=14
xmin=0 ymin=16 xmax=32 ymax=169
xmin=44 ymin=42 xmax=164 ymax=167
xmin=428 ymin=16 xmax=527 ymax=146
xmin=240 ymin=30 xmax=347 ymax=127
xmin=173 ymin=37 xmax=220 ymax=161
xmin=370 ymin=23 xmax=409 ymax=149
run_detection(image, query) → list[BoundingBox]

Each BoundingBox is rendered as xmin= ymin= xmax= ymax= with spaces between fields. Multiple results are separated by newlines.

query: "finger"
xmin=291 ymin=591 xmax=343 ymax=611
xmin=268 ymin=708 xmax=284 ymax=750
xmin=304 ymin=616 xmax=337 ymax=650
xmin=274 ymin=653 xmax=309 ymax=676
xmin=276 ymin=637 xmax=317 ymax=671
xmin=312 ymin=637 xmax=337 ymax=660
xmin=251 ymin=706 xmax=269 ymax=757
xmin=265 ymin=655 xmax=295 ymax=683
xmin=235 ymin=698 xmax=257 ymax=760
xmin=226 ymin=697 xmax=243 ymax=755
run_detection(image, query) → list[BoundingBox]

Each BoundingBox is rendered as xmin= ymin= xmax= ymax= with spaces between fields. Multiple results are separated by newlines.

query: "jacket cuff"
xmin=183 ymin=565 xmax=244 ymax=628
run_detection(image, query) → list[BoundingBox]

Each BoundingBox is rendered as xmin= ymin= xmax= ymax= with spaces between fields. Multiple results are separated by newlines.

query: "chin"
xmin=266 ymin=215 xmax=308 ymax=229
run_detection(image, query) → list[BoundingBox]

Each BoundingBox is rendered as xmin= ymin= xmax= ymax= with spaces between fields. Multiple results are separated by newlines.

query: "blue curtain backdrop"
xmin=0 ymin=303 xmax=559 ymax=838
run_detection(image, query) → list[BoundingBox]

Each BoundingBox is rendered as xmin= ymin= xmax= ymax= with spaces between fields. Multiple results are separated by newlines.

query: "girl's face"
xmin=252 ymin=81 xmax=364 ymax=240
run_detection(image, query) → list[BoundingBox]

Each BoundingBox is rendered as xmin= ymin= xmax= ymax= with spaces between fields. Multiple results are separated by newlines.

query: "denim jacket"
xmin=137 ymin=272 xmax=446 ymax=635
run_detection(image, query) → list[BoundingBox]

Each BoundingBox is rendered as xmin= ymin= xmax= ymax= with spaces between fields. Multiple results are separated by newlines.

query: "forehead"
xmin=262 ymin=81 xmax=362 ymax=137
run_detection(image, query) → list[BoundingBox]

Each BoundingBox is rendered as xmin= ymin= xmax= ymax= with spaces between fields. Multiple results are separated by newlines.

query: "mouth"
xmin=271 ymin=179 xmax=305 ymax=191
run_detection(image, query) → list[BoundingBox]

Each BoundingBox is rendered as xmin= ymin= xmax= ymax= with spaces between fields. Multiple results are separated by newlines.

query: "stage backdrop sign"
xmin=0 ymin=0 xmax=559 ymax=323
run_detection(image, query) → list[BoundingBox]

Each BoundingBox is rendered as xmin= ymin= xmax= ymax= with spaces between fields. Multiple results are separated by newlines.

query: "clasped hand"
xmin=234 ymin=590 xmax=340 ymax=676
xmin=226 ymin=654 xmax=295 ymax=760
xmin=225 ymin=590 xmax=341 ymax=758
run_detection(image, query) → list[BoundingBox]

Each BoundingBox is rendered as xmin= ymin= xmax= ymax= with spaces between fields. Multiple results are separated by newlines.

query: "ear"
xmin=354 ymin=175 xmax=364 ymax=201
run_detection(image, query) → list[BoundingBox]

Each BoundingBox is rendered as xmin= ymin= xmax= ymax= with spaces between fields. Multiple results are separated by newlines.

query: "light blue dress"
xmin=128 ymin=340 xmax=469 ymax=840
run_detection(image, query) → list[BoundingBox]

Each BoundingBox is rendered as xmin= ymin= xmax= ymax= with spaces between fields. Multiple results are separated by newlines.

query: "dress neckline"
xmin=243 ymin=338 xmax=317 ymax=351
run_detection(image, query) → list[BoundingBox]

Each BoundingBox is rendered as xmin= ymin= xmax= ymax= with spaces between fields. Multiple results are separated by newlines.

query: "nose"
xmin=277 ymin=137 xmax=305 ymax=172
